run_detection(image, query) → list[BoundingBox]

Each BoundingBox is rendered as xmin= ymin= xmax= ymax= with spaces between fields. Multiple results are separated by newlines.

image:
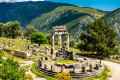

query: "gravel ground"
xmin=19 ymin=61 xmax=46 ymax=80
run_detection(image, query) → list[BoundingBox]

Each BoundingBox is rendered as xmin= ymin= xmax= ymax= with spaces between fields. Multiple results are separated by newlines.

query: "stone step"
xmin=36 ymin=65 xmax=104 ymax=79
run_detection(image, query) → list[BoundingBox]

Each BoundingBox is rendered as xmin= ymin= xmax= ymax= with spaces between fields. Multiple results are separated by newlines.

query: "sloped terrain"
xmin=103 ymin=8 xmax=120 ymax=40
xmin=0 ymin=1 xmax=74 ymax=27
xmin=30 ymin=6 xmax=105 ymax=41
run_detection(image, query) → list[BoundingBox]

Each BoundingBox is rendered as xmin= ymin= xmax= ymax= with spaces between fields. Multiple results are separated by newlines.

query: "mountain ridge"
xmin=29 ymin=6 xmax=105 ymax=41
xmin=0 ymin=1 xmax=75 ymax=27
xmin=0 ymin=1 xmax=120 ymax=41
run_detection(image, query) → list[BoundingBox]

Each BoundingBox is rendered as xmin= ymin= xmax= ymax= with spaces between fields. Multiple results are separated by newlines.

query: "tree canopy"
xmin=79 ymin=19 xmax=117 ymax=55
xmin=0 ymin=58 xmax=25 ymax=80
xmin=24 ymin=25 xmax=38 ymax=38
xmin=3 ymin=21 xmax=21 ymax=38
xmin=30 ymin=32 xmax=48 ymax=46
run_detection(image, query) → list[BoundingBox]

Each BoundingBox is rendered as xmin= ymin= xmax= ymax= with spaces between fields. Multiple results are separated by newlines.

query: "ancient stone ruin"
xmin=14 ymin=50 xmax=31 ymax=59
xmin=51 ymin=26 xmax=72 ymax=59
xmin=36 ymin=26 xmax=105 ymax=79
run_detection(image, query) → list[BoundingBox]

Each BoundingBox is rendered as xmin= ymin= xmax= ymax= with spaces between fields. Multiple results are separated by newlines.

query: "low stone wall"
xmin=36 ymin=57 xmax=104 ymax=79
xmin=36 ymin=64 xmax=104 ymax=79
xmin=3 ymin=48 xmax=12 ymax=52
xmin=14 ymin=50 xmax=31 ymax=59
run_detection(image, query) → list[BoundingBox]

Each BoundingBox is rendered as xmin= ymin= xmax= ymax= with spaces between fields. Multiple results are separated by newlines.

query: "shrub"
xmin=54 ymin=72 xmax=72 ymax=80
xmin=30 ymin=32 xmax=48 ymax=46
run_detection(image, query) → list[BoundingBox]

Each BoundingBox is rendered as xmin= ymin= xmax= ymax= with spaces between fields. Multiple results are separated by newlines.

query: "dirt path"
xmin=74 ymin=55 xmax=120 ymax=80
xmin=102 ymin=61 xmax=120 ymax=80
xmin=19 ymin=61 xmax=46 ymax=80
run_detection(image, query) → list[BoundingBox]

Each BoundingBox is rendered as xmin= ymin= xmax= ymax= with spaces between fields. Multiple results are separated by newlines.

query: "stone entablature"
xmin=53 ymin=26 xmax=66 ymax=32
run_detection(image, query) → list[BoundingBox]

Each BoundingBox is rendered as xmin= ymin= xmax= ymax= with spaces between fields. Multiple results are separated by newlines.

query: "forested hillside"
xmin=0 ymin=1 xmax=74 ymax=27
xmin=1 ymin=1 xmax=120 ymax=41
xmin=103 ymin=8 xmax=120 ymax=40
xmin=29 ymin=6 xmax=105 ymax=41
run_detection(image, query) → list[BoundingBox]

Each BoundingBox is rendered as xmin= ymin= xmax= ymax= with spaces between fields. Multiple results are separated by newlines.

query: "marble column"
xmin=51 ymin=34 xmax=54 ymax=59
xmin=66 ymin=33 xmax=69 ymax=50
xmin=58 ymin=33 xmax=61 ymax=50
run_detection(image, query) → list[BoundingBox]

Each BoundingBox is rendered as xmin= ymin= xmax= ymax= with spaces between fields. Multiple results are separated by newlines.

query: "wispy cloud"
xmin=0 ymin=0 xmax=44 ymax=3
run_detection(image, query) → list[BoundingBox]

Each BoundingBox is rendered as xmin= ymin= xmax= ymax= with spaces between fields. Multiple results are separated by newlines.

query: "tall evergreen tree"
xmin=79 ymin=19 xmax=117 ymax=55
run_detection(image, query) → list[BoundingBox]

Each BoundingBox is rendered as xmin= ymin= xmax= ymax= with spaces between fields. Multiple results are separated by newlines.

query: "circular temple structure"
xmin=36 ymin=57 xmax=104 ymax=79
xmin=36 ymin=26 xmax=105 ymax=79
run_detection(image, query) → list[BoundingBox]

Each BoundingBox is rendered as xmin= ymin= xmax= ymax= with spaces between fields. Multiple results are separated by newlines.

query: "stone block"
xmin=82 ymin=66 xmax=87 ymax=73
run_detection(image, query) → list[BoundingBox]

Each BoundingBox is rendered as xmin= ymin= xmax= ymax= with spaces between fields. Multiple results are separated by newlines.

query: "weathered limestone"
xmin=39 ymin=59 xmax=42 ymax=67
xmin=51 ymin=34 xmax=54 ymax=59
xmin=45 ymin=46 xmax=50 ymax=56
xmin=73 ymin=66 xmax=76 ymax=73
xmin=51 ymin=65 xmax=55 ymax=72
xmin=51 ymin=26 xmax=70 ymax=58
xmin=66 ymin=33 xmax=69 ymax=50
xmin=61 ymin=66 xmax=65 ymax=72
xmin=45 ymin=57 xmax=48 ymax=60
xmin=44 ymin=64 xmax=47 ymax=69
xmin=8 ymin=41 xmax=11 ymax=47
xmin=90 ymin=65 xmax=93 ymax=72
xmin=14 ymin=50 xmax=31 ymax=59
xmin=96 ymin=64 xmax=99 ymax=70
xmin=41 ymin=57 xmax=44 ymax=61
xmin=82 ymin=66 xmax=87 ymax=73
xmin=58 ymin=33 xmax=61 ymax=50
xmin=27 ymin=45 xmax=30 ymax=50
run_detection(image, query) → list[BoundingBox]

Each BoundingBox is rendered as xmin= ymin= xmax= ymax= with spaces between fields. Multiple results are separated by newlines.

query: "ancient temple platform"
xmin=36 ymin=26 xmax=105 ymax=79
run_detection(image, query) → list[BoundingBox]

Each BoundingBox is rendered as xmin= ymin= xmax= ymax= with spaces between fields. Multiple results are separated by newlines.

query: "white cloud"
xmin=0 ymin=0 xmax=44 ymax=3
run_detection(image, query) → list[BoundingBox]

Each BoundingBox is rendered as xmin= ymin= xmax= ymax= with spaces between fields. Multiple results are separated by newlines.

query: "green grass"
xmin=70 ymin=47 xmax=82 ymax=54
xmin=7 ymin=46 xmax=27 ymax=51
xmin=30 ymin=61 xmax=55 ymax=80
xmin=41 ymin=44 xmax=58 ymax=50
xmin=104 ymin=57 xmax=120 ymax=64
xmin=2 ymin=51 xmax=28 ymax=61
xmin=25 ymin=65 xmax=31 ymax=71
xmin=55 ymin=60 xmax=77 ymax=64
xmin=0 ymin=38 xmax=30 ymax=45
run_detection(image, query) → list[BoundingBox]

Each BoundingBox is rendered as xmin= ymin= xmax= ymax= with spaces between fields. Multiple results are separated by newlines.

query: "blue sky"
xmin=0 ymin=0 xmax=119 ymax=11
xmin=45 ymin=0 xmax=120 ymax=11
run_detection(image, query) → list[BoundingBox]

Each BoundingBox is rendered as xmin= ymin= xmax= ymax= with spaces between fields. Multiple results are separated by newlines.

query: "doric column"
xmin=66 ymin=32 xmax=69 ymax=50
xmin=51 ymin=34 xmax=54 ymax=59
xmin=58 ymin=33 xmax=61 ymax=50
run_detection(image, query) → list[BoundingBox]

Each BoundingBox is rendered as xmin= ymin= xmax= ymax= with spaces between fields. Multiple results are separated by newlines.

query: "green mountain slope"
xmin=30 ymin=6 xmax=105 ymax=41
xmin=0 ymin=1 xmax=75 ymax=27
xmin=103 ymin=8 xmax=120 ymax=40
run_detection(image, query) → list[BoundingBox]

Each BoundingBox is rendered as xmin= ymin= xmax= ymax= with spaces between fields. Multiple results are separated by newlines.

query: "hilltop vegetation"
xmin=0 ymin=1 xmax=74 ymax=27
xmin=102 ymin=8 xmax=120 ymax=40
xmin=30 ymin=6 xmax=105 ymax=41
xmin=0 ymin=1 xmax=120 ymax=42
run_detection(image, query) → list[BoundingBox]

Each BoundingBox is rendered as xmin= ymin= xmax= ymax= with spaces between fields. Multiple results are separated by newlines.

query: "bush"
xmin=30 ymin=32 xmax=48 ymax=46
xmin=0 ymin=58 xmax=26 ymax=80
xmin=69 ymin=39 xmax=75 ymax=47
xmin=54 ymin=72 xmax=72 ymax=80
xmin=74 ymin=41 xmax=82 ymax=49
xmin=0 ymin=50 xmax=3 ymax=63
